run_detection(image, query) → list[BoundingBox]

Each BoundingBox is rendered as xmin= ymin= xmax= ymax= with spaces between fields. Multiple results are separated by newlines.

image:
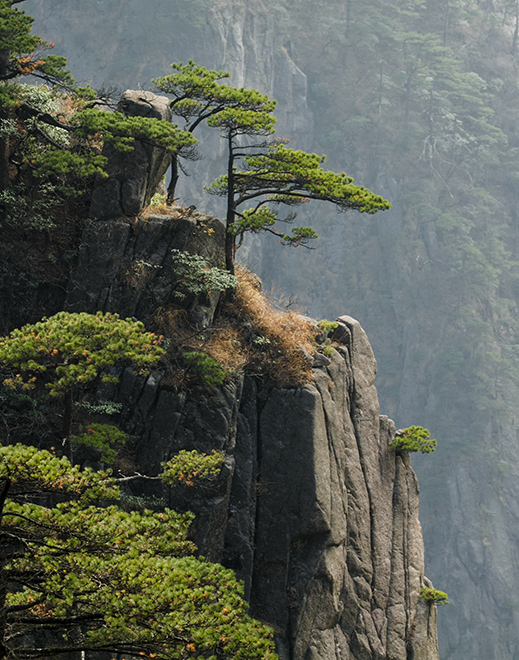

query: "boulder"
xmin=89 ymin=90 xmax=173 ymax=220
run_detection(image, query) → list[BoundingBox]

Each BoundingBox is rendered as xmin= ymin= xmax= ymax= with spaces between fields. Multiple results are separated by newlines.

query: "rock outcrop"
xmin=81 ymin=283 xmax=440 ymax=660
xmin=61 ymin=107 xmax=441 ymax=660
xmin=89 ymin=91 xmax=172 ymax=220
xmin=66 ymin=211 xmax=224 ymax=329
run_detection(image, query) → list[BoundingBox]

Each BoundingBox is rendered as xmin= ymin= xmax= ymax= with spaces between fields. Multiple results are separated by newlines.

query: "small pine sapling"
xmin=389 ymin=426 xmax=437 ymax=454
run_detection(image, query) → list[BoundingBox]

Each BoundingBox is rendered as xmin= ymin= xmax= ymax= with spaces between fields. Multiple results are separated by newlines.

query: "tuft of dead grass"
xmin=140 ymin=203 xmax=177 ymax=217
xmin=203 ymin=326 xmax=250 ymax=374
xmin=229 ymin=267 xmax=317 ymax=387
xmin=140 ymin=202 xmax=198 ymax=219
xmin=151 ymin=306 xmax=250 ymax=387
xmin=149 ymin=267 xmax=318 ymax=390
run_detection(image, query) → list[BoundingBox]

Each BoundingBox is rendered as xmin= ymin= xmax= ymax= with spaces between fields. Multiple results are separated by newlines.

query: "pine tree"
xmin=0 ymin=312 xmax=165 ymax=456
xmin=206 ymin=136 xmax=391 ymax=272
xmin=0 ymin=0 xmax=69 ymax=194
xmin=0 ymin=443 xmax=276 ymax=660
xmin=0 ymin=311 xmax=276 ymax=660
xmin=154 ymin=61 xmax=390 ymax=272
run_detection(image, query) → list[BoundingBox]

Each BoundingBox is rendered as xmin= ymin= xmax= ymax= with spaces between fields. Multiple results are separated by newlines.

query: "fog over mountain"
xmin=24 ymin=1 xmax=519 ymax=657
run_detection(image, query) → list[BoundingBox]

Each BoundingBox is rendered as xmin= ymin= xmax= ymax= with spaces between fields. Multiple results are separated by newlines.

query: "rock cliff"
xmin=67 ymin=214 xmax=440 ymax=659
xmin=23 ymin=1 xmax=515 ymax=655
xmin=122 ymin=312 xmax=439 ymax=660
xmin=58 ymin=93 xmax=440 ymax=660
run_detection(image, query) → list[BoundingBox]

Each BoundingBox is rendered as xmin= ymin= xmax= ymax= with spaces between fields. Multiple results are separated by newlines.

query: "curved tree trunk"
xmin=166 ymin=155 xmax=180 ymax=204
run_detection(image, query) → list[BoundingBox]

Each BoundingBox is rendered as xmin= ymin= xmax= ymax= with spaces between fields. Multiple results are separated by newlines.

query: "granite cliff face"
xmin=58 ymin=93 xmax=440 ymax=660
xmin=66 ymin=215 xmax=440 ymax=659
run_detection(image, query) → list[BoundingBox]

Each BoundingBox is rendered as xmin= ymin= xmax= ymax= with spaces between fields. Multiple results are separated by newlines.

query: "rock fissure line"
xmin=351 ymin=407 xmax=377 ymax=598
xmin=403 ymin=462 xmax=412 ymax=654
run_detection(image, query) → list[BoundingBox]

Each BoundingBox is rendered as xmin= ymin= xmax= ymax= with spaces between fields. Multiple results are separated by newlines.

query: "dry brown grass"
xmin=140 ymin=201 xmax=199 ymax=219
xmin=150 ymin=267 xmax=317 ymax=389
xmin=140 ymin=203 xmax=177 ymax=218
xmin=151 ymin=306 xmax=250 ymax=387
xmin=203 ymin=326 xmax=250 ymax=374
xmin=229 ymin=267 xmax=317 ymax=387
xmin=152 ymin=307 xmax=191 ymax=343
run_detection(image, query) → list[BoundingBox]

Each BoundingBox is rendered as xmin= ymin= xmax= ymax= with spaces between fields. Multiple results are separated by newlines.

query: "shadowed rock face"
xmin=65 ymin=213 xmax=224 ymax=328
xmin=66 ymin=231 xmax=440 ymax=660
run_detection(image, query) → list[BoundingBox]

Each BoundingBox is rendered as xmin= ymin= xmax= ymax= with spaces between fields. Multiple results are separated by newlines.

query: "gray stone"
xmin=65 ymin=215 xmax=225 ymax=325
xmin=409 ymin=598 xmax=440 ymax=660
xmin=312 ymin=351 xmax=332 ymax=367
xmin=89 ymin=90 xmax=173 ymax=220
xmin=65 ymin=200 xmax=438 ymax=660
xmin=331 ymin=321 xmax=352 ymax=347
xmin=118 ymin=90 xmax=171 ymax=121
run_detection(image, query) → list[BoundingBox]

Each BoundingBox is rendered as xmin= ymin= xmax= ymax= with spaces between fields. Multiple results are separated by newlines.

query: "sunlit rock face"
xmin=108 ymin=314 xmax=440 ymax=660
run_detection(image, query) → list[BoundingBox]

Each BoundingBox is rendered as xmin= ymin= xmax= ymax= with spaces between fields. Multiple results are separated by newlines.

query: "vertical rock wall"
xmin=66 ymin=209 xmax=439 ymax=659
xmin=110 ymin=308 xmax=440 ymax=660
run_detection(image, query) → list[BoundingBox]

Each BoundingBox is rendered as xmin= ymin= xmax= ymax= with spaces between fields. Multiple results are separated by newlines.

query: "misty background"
xmin=23 ymin=0 xmax=519 ymax=657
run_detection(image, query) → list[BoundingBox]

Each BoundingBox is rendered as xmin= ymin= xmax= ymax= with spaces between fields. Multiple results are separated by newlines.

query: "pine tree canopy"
xmin=0 ymin=444 xmax=277 ymax=660
xmin=0 ymin=311 xmax=165 ymax=396
xmin=153 ymin=60 xmax=276 ymax=133
xmin=207 ymin=142 xmax=391 ymax=252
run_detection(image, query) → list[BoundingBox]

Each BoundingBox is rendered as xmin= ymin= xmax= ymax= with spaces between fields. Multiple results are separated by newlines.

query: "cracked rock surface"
xmin=110 ymin=317 xmax=439 ymax=660
xmin=65 ymin=123 xmax=440 ymax=659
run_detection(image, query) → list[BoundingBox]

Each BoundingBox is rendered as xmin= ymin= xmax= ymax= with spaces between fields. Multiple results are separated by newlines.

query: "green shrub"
xmin=74 ymin=400 xmax=123 ymax=416
xmin=71 ymin=423 xmax=128 ymax=465
xmin=253 ymin=335 xmax=271 ymax=346
xmin=119 ymin=492 xmax=166 ymax=511
xmin=183 ymin=351 xmax=227 ymax=387
xmin=389 ymin=425 xmax=437 ymax=454
xmin=162 ymin=449 xmax=225 ymax=487
xmin=0 ymin=184 xmax=59 ymax=231
xmin=150 ymin=191 xmax=167 ymax=207
xmin=420 ymin=586 xmax=449 ymax=605
xmin=171 ymin=249 xmax=237 ymax=299
xmin=19 ymin=84 xmax=71 ymax=146
xmin=317 ymin=319 xmax=339 ymax=333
